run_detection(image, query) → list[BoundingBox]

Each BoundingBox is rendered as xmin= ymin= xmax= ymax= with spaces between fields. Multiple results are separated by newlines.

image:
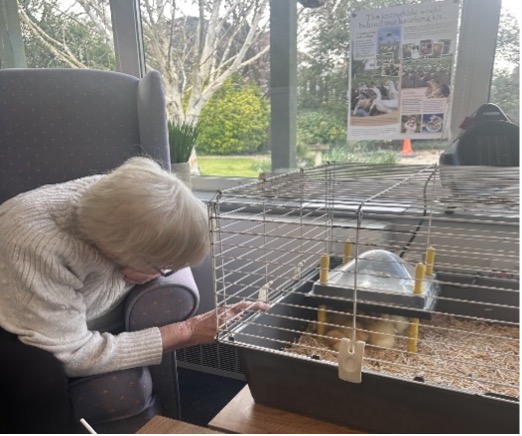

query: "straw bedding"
xmin=287 ymin=314 xmax=519 ymax=399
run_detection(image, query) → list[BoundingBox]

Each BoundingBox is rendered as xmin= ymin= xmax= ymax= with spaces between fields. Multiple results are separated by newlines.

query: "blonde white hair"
xmin=77 ymin=157 xmax=210 ymax=270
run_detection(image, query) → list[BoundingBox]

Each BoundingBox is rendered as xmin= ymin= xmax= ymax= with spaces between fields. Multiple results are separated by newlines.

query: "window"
xmin=1 ymin=0 xmax=518 ymax=183
xmin=0 ymin=0 xmax=115 ymax=70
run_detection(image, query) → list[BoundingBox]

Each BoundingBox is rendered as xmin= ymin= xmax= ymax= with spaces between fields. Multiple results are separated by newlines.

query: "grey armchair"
xmin=0 ymin=68 xmax=199 ymax=433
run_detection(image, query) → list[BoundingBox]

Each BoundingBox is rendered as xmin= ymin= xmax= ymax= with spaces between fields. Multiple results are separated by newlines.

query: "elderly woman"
xmin=0 ymin=156 xmax=266 ymax=433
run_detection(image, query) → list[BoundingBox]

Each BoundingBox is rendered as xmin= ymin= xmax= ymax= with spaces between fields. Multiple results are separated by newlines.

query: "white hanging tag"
xmin=337 ymin=338 xmax=365 ymax=383
xmin=292 ymin=262 xmax=303 ymax=280
xmin=257 ymin=280 xmax=273 ymax=302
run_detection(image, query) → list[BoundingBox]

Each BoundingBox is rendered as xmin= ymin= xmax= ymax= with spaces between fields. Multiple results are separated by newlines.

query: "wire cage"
xmin=208 ymin=162 xmax=519 ymax=433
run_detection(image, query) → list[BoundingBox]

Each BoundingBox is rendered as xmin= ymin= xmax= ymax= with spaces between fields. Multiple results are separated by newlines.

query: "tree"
xmin=495 ymin=7 xmax=519 ymax=66
xmin=18 ymin=0 xmax=114 ymax=69
xmin=18 ymin=0 xmax=270 ymax=124
xmin=490 ymin=68 xmax=520 ymax=124
xmin=490 ymin=8 xmax=519 ymax=123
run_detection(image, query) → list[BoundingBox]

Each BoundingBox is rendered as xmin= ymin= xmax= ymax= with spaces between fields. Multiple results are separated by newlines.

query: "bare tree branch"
xmin=76 ymin=0 xmax=113 ymax=45
xmin=21 ymin=0 xmax=272 ymax=123
xmin=19 ymin=7 xmax=86 ymax=68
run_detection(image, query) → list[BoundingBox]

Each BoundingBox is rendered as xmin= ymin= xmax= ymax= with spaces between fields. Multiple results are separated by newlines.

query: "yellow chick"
xmin=367 ymin=319 xmax=397 ymax=348
xmin=323 ymin=312 xmax=370 ymax=351
xmin=323 ymin=311 xmax=409 ymax=350
xmin=366 ymin=314 xmax=409 ymax=349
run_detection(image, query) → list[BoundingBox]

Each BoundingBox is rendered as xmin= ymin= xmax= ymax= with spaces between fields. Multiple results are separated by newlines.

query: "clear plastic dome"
xmin=312 ymin=249 xmax=439 ymax=310
xmin=333 ymin=249 xmax=418 ymax=295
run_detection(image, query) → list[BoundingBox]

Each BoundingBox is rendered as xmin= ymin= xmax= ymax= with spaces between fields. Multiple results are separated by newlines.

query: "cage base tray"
xmin=235 ymin=291 xmax=519 ymax=434
xmin=239 ymin=346 xmax=519 ymax=434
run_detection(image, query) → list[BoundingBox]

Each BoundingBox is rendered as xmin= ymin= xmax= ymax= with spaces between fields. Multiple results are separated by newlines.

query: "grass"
xmin=197 ymin=151 xmax=399 ymax=177
xmin=197 ymin=155 xmax=270 ymax=177
xmin=196 ymin=147 xmax=433 ymax=177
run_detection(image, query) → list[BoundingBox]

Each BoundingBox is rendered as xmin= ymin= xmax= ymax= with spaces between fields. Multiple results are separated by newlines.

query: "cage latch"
xmin=338 ymin=338 xmax=365 ymax=383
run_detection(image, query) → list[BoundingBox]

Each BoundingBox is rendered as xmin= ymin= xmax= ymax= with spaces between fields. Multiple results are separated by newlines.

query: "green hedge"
xmin=197 ymin=77 xmax=269 ymax=155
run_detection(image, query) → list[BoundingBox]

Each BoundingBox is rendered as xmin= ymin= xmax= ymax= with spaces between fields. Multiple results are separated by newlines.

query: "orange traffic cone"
xmin=401 ymin=138 xmax=416 ymax=157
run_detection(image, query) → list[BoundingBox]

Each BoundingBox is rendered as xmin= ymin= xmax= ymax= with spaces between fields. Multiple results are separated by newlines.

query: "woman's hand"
xmin=159 ymin=301 xmax=269 ymax=352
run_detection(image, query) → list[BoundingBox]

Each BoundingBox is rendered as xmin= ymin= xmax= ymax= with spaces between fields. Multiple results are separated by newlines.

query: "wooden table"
xmin=208 ymin=385 xmax=364 ymax=434
xmin=136 ymin=415 xmax=219 ymax=434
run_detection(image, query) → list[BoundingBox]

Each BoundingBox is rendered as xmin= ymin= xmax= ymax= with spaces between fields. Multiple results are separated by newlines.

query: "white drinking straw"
xmin=80 ymin=418 xmax=97 ymax=434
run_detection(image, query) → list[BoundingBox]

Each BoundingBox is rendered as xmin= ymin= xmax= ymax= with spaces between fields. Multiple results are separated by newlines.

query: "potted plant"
xmin=168 ymin=119 xmax=199 ymax=187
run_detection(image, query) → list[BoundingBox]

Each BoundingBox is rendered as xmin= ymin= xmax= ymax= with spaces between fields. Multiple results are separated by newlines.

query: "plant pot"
xmin=171 ymin=162 xmax=192 ymax=189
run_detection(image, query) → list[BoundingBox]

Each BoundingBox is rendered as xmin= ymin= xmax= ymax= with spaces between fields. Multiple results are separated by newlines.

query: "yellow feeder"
xmin=407 ymin=319 xmax=420 ymax=353
xmin=319 ymin=254 xmax=330 ymax=284
xmin=343 ymin=241 xmax=353 ymax=264
xmin=413 ymin=262 xmax=426 ymax=296
xmin=317 ymin=305 xmax=327 ymax=336
xmin=425 ymin=246 xmax=436 ymax=275
xmin=408 ymin=262 xmax=426 ymax=353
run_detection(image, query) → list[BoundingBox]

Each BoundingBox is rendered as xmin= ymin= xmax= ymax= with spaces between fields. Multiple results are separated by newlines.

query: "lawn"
xmin=197 ymin=155 xmax=270 ymax=177
xmin=195 ymin=148 xmax=437 ymax=177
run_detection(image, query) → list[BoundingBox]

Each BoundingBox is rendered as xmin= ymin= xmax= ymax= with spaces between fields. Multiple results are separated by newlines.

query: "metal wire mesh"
xmin=208 ymin=162 xmax=519 ymax=401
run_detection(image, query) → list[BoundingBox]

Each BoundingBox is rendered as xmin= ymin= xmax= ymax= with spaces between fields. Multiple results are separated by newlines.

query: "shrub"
xmin=296 ymin=110 xmax=347 ymax=149
xmin=197 ymin=77 xmax=269 ymax=155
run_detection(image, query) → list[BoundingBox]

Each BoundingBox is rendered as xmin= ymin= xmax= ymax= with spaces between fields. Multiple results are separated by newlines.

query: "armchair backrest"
xmin=0 ymin=68 xmax=169 ymax=205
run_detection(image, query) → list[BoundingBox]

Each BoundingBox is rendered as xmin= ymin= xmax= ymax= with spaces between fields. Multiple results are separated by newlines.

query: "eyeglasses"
xmin=151 ymin=266 xmax=176 ymax=277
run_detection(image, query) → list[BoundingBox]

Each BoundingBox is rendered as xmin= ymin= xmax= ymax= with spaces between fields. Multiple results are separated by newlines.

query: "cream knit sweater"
xmin=0 ymin=176 xmax=163 ymax=377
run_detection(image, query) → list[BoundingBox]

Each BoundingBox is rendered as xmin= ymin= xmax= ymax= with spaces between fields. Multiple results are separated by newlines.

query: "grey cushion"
xmin=0 ymin=68 xmax=169 ymax=205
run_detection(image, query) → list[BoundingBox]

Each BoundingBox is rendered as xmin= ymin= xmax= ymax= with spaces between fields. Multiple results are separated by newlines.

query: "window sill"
xmin=191 ymin=175 xmax=257 ymax=200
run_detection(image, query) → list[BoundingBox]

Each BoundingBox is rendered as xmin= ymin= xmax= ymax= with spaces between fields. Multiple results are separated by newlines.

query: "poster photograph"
xmin=348 ymin=1 xmax=459 ymax=140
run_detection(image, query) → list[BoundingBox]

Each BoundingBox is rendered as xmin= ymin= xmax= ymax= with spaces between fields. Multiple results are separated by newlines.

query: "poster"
xmin=348 ymin=1 xmax=459 ymax=140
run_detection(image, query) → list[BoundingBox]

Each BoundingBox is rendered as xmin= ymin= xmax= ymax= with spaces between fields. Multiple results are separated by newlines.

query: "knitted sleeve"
xmin=0 ymin=242 xmax=163 ymax=377
xmin=0 ymin=190 xmax=164 ymax=378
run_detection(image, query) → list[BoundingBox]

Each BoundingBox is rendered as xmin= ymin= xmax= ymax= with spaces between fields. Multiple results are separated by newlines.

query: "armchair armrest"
xmin=124 ymin=267 xmax=200 ymax=332
xmin=123 ymin=267 xmax=200 ymax=420
xmin=73 ymin=269 xmax=200 ymax=427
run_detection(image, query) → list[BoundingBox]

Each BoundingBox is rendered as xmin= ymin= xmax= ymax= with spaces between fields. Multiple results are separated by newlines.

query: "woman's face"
xmin=118 ymin=266 xmax=160 ymax=284
xmin=99 ymin=247 xmax=161 ymax=284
